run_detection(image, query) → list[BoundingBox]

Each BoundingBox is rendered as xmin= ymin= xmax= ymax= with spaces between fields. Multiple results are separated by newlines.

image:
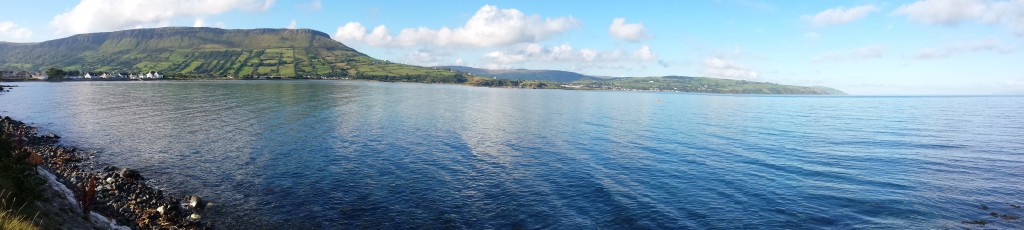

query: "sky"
xmin=1 ymin=0 xmax=1022 ymax=95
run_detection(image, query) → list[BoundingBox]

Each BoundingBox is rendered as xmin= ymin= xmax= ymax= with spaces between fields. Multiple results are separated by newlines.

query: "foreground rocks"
xmin=1 ymin=116 xmax=212 ymax=229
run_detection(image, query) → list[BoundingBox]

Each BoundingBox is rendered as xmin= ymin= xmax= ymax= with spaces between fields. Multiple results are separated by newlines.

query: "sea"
xmin=1 ymin=80 xmax=1022 ymax=229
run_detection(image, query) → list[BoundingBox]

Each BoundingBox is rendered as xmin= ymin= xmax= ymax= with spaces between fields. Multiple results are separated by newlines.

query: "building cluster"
xmin=0 ymin=71 xmax=47 ymax=80
xmin=0 ymin=70 xmax=164 ymax=80
xmin=70 ymin=71 xmax=163 ymax=80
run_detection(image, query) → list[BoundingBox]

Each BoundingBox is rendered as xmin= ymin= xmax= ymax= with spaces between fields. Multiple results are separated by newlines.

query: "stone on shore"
xmin=119 ymin=168 xmax=143 ymax=180
xmin=189 ymin=195 xmax=206 ymax=210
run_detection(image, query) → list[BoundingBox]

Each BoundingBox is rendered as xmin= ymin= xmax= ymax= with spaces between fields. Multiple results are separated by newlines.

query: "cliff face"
xmin=9 ymin=27 xmax=346 ymax=51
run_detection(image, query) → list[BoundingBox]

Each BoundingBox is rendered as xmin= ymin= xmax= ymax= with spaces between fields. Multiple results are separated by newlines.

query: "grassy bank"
xmin=1 ymin=192 xmax=39 ymax=230
xmin=0 ymin=130 xmax=42 ymax=230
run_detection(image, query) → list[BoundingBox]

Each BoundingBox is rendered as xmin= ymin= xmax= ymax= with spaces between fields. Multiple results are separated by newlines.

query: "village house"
xmin=144 ymin=71 xmax=162 ymax=79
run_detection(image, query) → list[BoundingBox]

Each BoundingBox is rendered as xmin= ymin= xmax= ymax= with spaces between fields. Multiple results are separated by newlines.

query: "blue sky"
xmin=1 ymin=0 xmax=1022 ymax=95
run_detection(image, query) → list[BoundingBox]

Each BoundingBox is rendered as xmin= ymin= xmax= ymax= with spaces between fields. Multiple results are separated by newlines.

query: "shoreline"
xmin=1 ymin=116 xmax=212 ymax=229
xmin=0 ymin=78 xmax=847 ymax=96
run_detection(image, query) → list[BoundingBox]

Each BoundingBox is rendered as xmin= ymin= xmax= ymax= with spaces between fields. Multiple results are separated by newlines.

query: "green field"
xmin=0 ymin=27 xmax=464 ymax=81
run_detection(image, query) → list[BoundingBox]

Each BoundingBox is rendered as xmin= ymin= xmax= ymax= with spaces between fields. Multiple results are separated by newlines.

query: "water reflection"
xmin=0 ymin=81 xmax=1022 ymax=228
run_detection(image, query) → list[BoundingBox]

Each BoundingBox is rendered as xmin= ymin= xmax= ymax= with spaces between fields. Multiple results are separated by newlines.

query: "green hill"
xmin=438 ymin=65 xmax=845 ymax=95
xmin=0 ymin=27 xmax=465 ymax=82
xmin=568 ymin=76 xmax=846 ymax=95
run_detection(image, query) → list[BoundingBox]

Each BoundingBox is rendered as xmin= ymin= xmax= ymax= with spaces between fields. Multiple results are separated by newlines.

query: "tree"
xmin=45 ymin=68 xmax=66 ymax=80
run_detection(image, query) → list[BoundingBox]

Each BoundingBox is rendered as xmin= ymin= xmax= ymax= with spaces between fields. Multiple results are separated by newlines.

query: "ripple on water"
xmin=0 ymin=81 xmax=1022 ymax=229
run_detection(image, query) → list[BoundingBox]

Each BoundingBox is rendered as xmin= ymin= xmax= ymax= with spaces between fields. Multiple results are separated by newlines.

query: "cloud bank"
xmin=478 ymin=43 xmax=656 ymax=69
xmin=608 ymin=18 xmax=649 ymax=42
xmin=803 ymin=5 xmax=877 ymax=27
xmin=0 ymin=21 xmax=33 ymax=42
xmin=894 ymin=0 xmax=1024 ymax=36
xmin=50 ymin=0 xmax=275 ymax=35
xmin=333 ymin=5 xmax=579 ymax=47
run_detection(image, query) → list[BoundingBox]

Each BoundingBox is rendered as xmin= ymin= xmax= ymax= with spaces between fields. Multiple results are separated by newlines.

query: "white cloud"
xmin=332 ymin=22 xmax=392 ymax=46
xmin=405 ymin=50 xmax=440 ymax=66
xmin=333 ymin=5 xmax=579 ymax=47
xmin=478 ymin=43 xmax=654 ymax=70
xmin=893 ymin=0 xmax=987 ymax=26
xmin=192 ymin=18 xmax=224 ymax=28
xmin=803 ymin=5 xmax=877 ymax=27
xmin=608 ymin=18 xmax=649 ymax=42
xmin=297 ymin=0 xmax=321 ymax=11
xmin=635 ymin=45 xmax=656 ymax=61
xmin=482 ymin=50 xmax=528 ymax=68
xmin=0 ymin=21 xmax=34 ymax=42
xmin=915 ymin=37 xmax=1014 ymax=59
xmin=364 ymin=25 xmax=393 ymax=47
xmin=894 ymin=0 xmax=1024 ymax=36
xmin=701 ymin=57 xmax=758 ymax=80
xmin=812 ymin=45 xmax=885 ymax=63
xmin=397 ymin=48 xmax=459 ymax=66
xmin=50 ymin=0 xmax=275 ymax=35
xmin=334 ymin=22 xmax=366 ymax=42
xmin=287 ymin=19 xmax=297 ymax=29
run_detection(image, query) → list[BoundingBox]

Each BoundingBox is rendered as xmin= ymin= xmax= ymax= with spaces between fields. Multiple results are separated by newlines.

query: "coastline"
xmin=1 ymin=116 xmax=212 ymax=229
xmin=1 ymin=78 xmax=845 ymax=96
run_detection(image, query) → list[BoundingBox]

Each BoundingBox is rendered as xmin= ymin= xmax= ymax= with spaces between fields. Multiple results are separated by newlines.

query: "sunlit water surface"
xmin=1 ymin=81 xmax=1022 ymax=229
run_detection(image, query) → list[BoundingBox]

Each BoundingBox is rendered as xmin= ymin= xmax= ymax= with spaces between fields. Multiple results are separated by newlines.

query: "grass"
xmin=1 ymin=190 xmax=40 ymax=230
xmin=0 ymin=128 xmax=43 ymax=230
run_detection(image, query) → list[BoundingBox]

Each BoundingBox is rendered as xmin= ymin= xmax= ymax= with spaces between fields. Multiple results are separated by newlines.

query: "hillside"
xmin=440 ymin=65 xmax=845 ymax=95
xmin=0 ymin=27 xmax=465 ymax=82
xmin=437 ymin=66 xmax=599 ymax=82
xmin=0 ymin=27 xmax=844 ymax=95
xmin=568 ymin=76 xmax=846 ymax=95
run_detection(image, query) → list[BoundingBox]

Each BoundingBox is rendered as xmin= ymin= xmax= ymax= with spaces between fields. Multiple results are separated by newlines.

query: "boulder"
xmin=119 ymin=168 xmax=142 ymax=181
xmin=188 ymin=195 xmax=206 ymax=210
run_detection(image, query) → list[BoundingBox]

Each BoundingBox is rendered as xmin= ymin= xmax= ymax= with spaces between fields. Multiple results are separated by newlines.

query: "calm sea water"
xmin=1 ymin=81 xmax=1022 ymax=229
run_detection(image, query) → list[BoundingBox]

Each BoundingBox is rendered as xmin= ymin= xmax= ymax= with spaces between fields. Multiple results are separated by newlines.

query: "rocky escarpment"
xmin=1 ymin=116 xmax=212 ymax=229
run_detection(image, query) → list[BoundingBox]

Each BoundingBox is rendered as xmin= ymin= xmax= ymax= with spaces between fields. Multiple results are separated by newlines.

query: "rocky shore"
xmin=1 ymin=116 xmax=212 ymax=229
